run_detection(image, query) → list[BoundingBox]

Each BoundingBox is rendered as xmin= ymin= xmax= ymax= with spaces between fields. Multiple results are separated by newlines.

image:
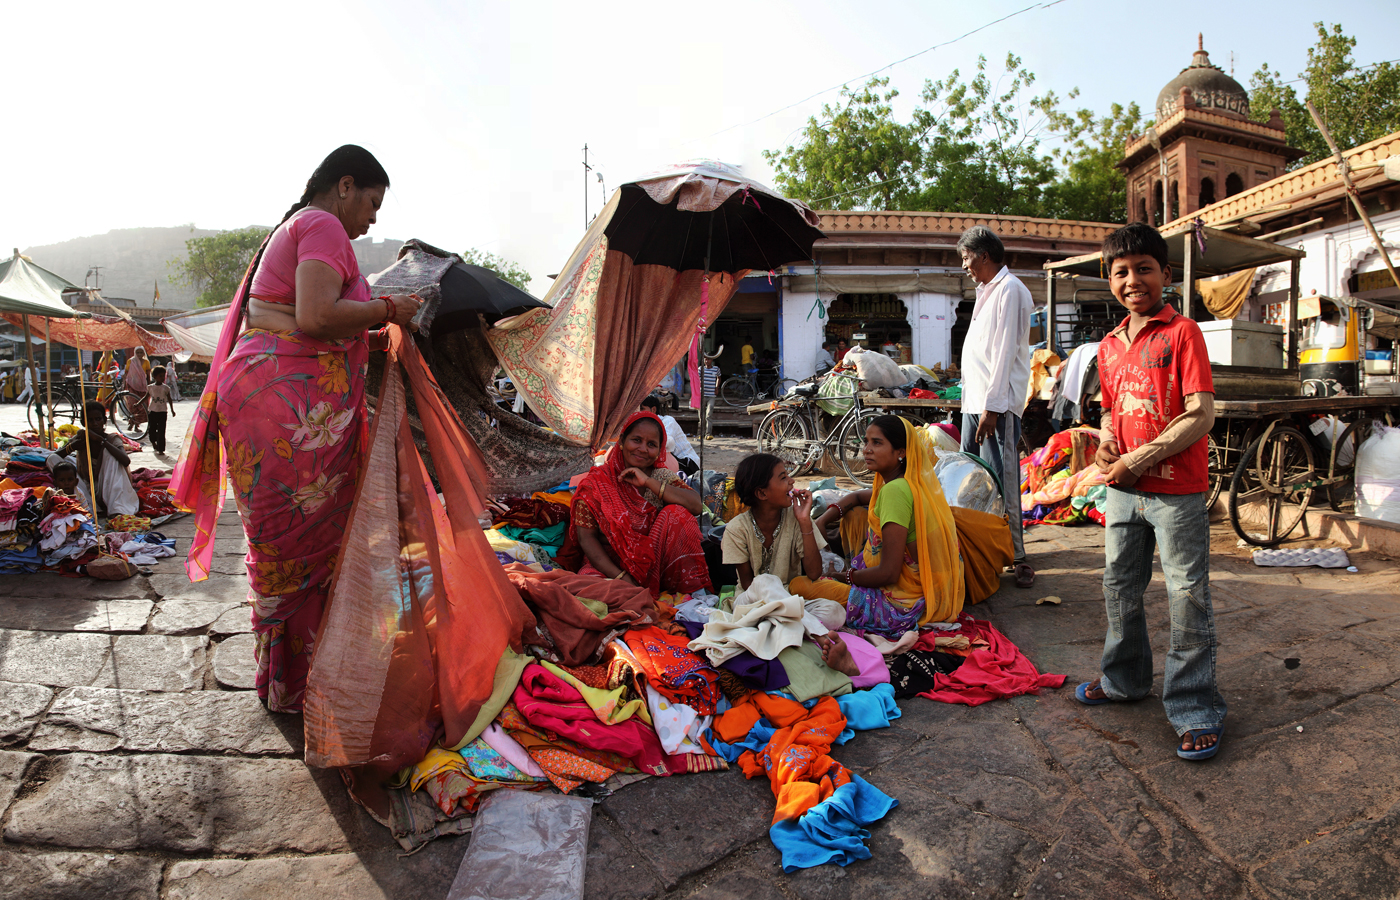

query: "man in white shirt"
xmin=958 ymin=226 xmax=1035 ymax=587
xmin=815 ymin=341 xmax=835 ymax=373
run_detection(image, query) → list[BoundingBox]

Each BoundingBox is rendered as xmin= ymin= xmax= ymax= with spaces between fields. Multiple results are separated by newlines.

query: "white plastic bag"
xmin=845 ymin=346 xmax=906 ymax=389
xmin=1355 ymin=425 xmax=1400 ymax=524
xmin=446 ymin=790 xmax=593 ymax=900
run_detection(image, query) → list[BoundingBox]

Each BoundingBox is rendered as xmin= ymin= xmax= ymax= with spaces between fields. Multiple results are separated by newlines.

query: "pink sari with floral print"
xmin=216 ymin=327 xmax=368 ymax=711
xmin=171 ymin=220 xmax=374 ymax=713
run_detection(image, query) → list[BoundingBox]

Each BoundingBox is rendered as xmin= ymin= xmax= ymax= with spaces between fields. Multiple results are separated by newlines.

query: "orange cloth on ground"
xmin=952 ymin=507 xmax=1014 ymax=605
xmin=719 ymin=693 xmax=852 ymax=824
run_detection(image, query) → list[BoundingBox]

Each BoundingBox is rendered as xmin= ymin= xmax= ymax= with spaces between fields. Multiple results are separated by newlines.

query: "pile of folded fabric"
xmin=1020 ymin=427 xmax=1110 ymax=526
xmin=131 ymin=468 xmax=184 ymax=519
xmin=0 ymin=487 xmax=45 ymax=573
xmin=486 ymin=489 xmax=572 ymax=563
xmin=39 ymin=493 xmax=99 ymax=570
xmin=4 ymin=446 xmax=54 ymax=490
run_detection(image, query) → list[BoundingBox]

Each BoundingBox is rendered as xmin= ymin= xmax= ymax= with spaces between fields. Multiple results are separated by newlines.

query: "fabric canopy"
xmin=4 ymin=312 xmax=184 ymax=356
xmin=161 ymin=304 xmax=230 ymax=362
xmin=1198 ymin=267 xmax=1257 ymax=320
xmin=0 ymin=253 xmax=80 ymax=318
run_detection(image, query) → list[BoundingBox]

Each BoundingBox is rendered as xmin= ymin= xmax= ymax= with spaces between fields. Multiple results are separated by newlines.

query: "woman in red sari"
xmin=172 ymin=145 xmax=420 ymax=712
xmin=558 ymin=411 xmax=711 ymax=597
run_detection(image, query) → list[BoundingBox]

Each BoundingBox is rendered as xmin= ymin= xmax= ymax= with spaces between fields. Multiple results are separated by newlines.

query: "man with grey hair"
xmin=958 ymin=225 xmax=1035 ymax=588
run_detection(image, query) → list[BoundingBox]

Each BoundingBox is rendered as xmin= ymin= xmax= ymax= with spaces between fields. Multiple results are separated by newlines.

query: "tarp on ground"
xmin=0 ymin=254 xmax=81 ymax=318
xmin=4 ymin=312 xmax=184 ymax=356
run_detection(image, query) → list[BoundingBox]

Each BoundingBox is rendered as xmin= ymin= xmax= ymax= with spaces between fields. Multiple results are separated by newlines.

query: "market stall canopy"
xmin=1045 ymin=223 xmax=1305 ymax=279
xmin=4 ymin=312 xmax=185 ymax=356
xmin=161 ymin=304 xmax=229 ymax=363
xmin=0 ymin=252 xmax=83 ymax=318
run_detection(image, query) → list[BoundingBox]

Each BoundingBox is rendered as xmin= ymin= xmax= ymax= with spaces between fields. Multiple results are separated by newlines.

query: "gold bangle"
xmin=657 ymin=481 xmax=667 ymax=503
xmin=612 ymin=570 xmax=627 ymax=580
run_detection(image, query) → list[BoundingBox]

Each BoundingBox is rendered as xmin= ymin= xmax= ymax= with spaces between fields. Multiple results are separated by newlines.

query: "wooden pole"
xmin=1306 ymin=99 xmax=1400 ymax=293
xmin=44 ymin=321 xmax=54 ymax=438
xmin=21 ymin=315 xmax=45 ymax=446
xmin=1181 ymin=231 xmax=1196 ymax=319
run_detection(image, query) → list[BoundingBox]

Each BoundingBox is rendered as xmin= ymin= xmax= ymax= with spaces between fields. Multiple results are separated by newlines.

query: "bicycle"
xmin=720 ymin=365 xmax=797 ymax=409
xmin=27 ymin=378 xmax=148 ymax=442
xmin=753 ymin=372 xmax=925 ymax=485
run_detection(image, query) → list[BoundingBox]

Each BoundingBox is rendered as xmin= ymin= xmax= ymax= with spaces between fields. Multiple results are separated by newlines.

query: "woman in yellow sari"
xmin=796 ymin=415 xmax=963 ymax=637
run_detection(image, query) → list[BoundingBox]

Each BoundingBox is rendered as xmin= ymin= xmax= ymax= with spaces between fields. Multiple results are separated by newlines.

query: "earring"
xmin=339 ymin=193 xmax=346 ymax=199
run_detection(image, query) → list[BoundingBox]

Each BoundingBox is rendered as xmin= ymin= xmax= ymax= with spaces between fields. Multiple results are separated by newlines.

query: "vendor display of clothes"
xmin=1020 ymin=427 xmax=1110 ymax=527
xmin=385 ymin=473 xmax=1068 ymax=873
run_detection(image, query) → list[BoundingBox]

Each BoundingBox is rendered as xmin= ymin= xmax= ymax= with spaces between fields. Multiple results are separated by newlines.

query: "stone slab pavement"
xmin=1 ymin=395 xmax=1398 ymax=896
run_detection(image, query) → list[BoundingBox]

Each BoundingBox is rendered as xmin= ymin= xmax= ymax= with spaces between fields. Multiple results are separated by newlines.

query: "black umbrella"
xmin=604 ymin=178 xmax=825 ymax=273
xmin=432 ymin=263 xmax=550 ymax=334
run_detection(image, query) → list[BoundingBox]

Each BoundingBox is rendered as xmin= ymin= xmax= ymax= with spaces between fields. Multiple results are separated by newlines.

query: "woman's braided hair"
xmin=237 ymin=145 xmax=391 ymax=309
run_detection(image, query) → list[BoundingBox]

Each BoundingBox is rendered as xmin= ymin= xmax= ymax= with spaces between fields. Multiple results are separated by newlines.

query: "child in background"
xmin=700 ymin=359 xmax=720 ymax=440
xmin=146 ymin=365 xmax=175 ymax=456
xmin=1077 ymin=222 xmax=1225 ymax=761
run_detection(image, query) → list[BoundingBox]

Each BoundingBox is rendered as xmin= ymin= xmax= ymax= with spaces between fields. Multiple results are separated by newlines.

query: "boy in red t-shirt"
xmin=1075 ymin=223 xmax=1226 ymax=761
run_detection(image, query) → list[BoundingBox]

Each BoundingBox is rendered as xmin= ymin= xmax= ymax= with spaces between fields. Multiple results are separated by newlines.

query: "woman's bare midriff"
xmin=246 ymin=297 xmax=300 ymax=333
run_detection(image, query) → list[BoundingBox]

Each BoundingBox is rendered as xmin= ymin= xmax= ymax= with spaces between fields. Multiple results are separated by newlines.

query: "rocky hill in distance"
xmin=23 ymin=225 xmax=404 ymax=310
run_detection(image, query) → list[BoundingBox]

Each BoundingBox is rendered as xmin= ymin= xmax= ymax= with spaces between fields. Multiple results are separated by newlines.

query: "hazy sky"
xmin=11 ymin=0 xmax=1399 ymax=293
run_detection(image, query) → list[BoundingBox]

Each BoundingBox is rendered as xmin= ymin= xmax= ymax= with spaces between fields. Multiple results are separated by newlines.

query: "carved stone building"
xmin=1121 ymin=37 xmax=1304 ymax=225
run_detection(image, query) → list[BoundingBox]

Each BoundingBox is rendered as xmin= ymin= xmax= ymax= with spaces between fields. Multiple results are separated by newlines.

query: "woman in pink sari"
xmin=172 ymin=146 xmax=420 ymax=712
xmin=123 ymin=347 xmax=150 ymax=428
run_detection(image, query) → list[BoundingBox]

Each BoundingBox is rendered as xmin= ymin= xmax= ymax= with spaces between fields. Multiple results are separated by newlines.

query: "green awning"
xmin=0 ymin=252 xmax=82 ymax=318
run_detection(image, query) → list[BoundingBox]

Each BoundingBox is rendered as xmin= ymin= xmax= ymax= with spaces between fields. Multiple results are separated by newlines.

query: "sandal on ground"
xmin=1014 ymin=563 xmax=1036 ymax=588
xmin=1176 ymin=727 xmax=1223 ymax=761
xmin=1075 ymin=679 xmax=1113 ymax=706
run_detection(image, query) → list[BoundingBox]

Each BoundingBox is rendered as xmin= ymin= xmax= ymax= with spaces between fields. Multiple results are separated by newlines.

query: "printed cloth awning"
xmin=2 ymin=312 xmax=183 ymax=356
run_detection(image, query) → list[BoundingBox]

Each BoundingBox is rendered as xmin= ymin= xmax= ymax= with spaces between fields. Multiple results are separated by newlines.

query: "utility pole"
xmin=583 ymin=144 xmax=592 ymax=229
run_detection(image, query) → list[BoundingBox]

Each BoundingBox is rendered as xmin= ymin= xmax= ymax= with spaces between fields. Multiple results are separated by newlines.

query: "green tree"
xmin=1249 ymin=23 xmax=1400 ymax=168
xmin=167 ymin=226 xmax=269 ymax=308
xmin=1041 ymin=102 xmax=1145 ymax=223
xmin=762 ymin=77 xmax=924 ymax=210
xmin=462 ymin=249 xmax=533 ymax=290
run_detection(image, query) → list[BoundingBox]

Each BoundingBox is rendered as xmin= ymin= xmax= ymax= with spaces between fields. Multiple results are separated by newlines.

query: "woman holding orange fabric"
xmin=795 ymin=415 xmax=964 ymax=638
xmin=557 ymin=411 xmax=711 ymax=598
xmin=171 ymin=145 xmax=421 ymax=713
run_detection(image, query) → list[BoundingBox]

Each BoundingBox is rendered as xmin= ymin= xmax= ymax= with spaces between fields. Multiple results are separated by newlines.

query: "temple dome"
xmin=1156 ymin=36 xmax=1249 ymax=121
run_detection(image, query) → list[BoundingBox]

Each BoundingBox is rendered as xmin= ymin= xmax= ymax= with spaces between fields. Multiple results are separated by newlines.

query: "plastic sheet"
xmin=933 ymin=452 xmax=1006 ymax=517
xmin=1356 ymin=425 xmax=1400 ymax=524
xmin=446 ymin=790 xmax=593 ymax=900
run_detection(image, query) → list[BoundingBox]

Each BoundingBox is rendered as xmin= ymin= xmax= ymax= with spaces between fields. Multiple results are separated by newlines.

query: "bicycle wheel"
xmin=756 ymin=409 xmax=812 ymax=472
xmin=27 ymin=388 xmax=80 ymax=433
xmin=1228 ymin=424 xmax=1315 ymax=546
xmin=720 ymin=376 xmax=755 ymax=409
xmin=1326 ymin=419 xmax=1372 ymax=513
xmin=771 ymin=378 xmax=799 ymax=400
xmin=837 ymin=409 xmax=880 ymax=486
xmin=112 ymin=391 xmax=149 ymax=441
xmin=1204 ymin=432 xmax=1224 ymax=511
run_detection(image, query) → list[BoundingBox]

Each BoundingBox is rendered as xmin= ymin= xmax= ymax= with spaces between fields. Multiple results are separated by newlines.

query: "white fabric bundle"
xmin=687 ymin=574 xmax=830 ymax=665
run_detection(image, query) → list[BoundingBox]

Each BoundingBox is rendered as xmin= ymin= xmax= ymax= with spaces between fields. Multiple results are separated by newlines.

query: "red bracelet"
xmin=379 ymin=295 xmax=397 ymax=324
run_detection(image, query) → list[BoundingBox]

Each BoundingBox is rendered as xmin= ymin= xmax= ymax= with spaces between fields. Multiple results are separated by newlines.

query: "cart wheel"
xmin=1326 ymin=419 xmax=1372 ymax=513
xmin=719 ymin=376 xmax=754 ymax=409
xmin=837 ymin=410 xmax=877 ymax=486
xmin=1205 ymin=433 xmax=1224 ymax=511
xmin=756 ymin=409 xmax=812 ymax=473
xmin=1227 ymin=424 xmax=1315 ymax=546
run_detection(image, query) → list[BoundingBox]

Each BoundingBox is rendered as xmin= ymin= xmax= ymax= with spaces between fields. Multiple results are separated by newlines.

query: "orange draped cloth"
xmin=717 ymin=692 xmax=852 ymax=824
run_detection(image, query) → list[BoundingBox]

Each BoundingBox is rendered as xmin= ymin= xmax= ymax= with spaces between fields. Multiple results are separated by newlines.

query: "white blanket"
xmin=687 ymin=574 xmax=828 ymax=665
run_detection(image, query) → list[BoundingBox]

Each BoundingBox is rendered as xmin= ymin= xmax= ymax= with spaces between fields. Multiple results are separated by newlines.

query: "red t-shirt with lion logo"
xmin=1097 ymin=304 xmax=1214 ymax=494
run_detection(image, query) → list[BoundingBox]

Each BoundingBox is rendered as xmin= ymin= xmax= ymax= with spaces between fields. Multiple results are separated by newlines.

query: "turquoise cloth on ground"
xmin=458 ymin=737 xmax=546 ymax=783
xmin=497 ymin=520 xmax=568 ymax=549
xmin=769 ymin=774 xmax=899 ymax=871
xmin=836 ymin=683 xmax=901 ymax=731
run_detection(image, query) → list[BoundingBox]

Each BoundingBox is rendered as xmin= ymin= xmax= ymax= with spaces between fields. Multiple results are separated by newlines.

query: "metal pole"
xmin=1306 ymin=99 xmax=1400 ymax=293
xmin=1181 ymin=231 xmax=1195 ymax=319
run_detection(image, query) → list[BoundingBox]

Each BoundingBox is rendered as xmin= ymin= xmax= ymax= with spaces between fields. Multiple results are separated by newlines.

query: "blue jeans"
xmin=1100 ymin=486 xmax=1226 ymax=735
xmin=960 ymin=411 xmax=1025 ymax=563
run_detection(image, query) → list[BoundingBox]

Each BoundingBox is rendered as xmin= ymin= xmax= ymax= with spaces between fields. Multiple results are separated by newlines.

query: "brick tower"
xmin=1120 ymin=36 xmax=1303 ymax=225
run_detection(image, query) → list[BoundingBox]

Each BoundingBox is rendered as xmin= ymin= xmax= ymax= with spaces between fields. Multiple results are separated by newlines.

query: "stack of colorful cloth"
xmin=1020 ymin=427 xmax=1110 ymax=526
xmin=4 ymin=447 xmax=55 ymax=490
xmin=130 ymin=468 xmax=185 ymax=519
xmin=0 ymin=487 xmax=44 ymax=573
xmin=39 ymin=493 xmax=99 ymax=569
xmin=487 ymin=490 xmax=572 ymax=562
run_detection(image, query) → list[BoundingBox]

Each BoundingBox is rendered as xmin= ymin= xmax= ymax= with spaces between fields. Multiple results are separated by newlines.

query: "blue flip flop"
xmin=1075 ymin=681 xmax=1112 ymax=706
xmin=1177 ymin=727 xmax=1223 ymax=761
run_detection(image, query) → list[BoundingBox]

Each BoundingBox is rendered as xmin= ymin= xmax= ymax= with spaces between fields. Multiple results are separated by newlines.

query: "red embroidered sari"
xmin=557 ymin=411 xmax=710 ymax=597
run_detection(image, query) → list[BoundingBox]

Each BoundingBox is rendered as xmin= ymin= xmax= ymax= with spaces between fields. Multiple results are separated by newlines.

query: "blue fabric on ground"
xmin=708 ymin=721 xmax=777 ymax=762
xmin=836 ymin=683 xmax=901 ymax=731
xmin=769 ymin=774 xmax=899 ymax=872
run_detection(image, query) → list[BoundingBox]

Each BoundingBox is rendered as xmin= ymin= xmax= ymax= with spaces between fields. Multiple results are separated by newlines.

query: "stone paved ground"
xmin=2 ymin=405 xmax=1398 ymax=898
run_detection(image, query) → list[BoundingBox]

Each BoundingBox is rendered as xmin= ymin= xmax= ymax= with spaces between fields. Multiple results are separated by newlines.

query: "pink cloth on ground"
xmin=249 ymin=208 xmax=370 ymax=305
xmin=479 ymin=723 xmax=547 ymax=777
xmin=837 ymin=633 xmax=890 ymax=690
